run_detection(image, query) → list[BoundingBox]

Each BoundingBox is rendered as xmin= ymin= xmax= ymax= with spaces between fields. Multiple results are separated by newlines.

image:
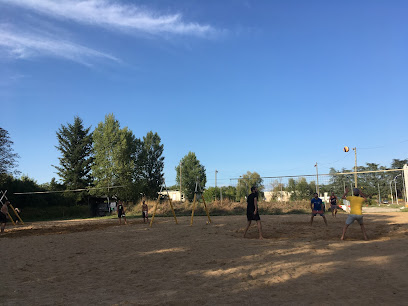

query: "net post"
xmin=190 ymin=193 xmax=197 ymax=226
xmin=9 ymin=204 xmax=24 ymax=225
xmin=149 ymin=193 xmax=160 ymax=227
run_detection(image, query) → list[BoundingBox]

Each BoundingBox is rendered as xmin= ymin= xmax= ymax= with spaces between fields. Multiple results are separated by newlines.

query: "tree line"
xmin=1 ymin=120 xmax=406 ymax=209
xmin=0 ymin=115 xmax=207 ymax=208
xmin=269 ymin=159 xmax=407 ymax=202
xmin=53 ymin=114 xmax=167 ymax=203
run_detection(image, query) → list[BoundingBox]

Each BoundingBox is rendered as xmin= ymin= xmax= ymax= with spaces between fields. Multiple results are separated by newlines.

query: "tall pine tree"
xmin=0 ymin=127 xmax=19 ymax=180
xmin=53 ymin=116 xmax=93 ymax=190
xmin=141 ymin=131 xmax=165 ymax=199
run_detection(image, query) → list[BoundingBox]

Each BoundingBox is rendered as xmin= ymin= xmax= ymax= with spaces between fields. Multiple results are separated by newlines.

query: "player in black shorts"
xmin=330 ymin=192 xmax=338 ymax=218
xmin=142 ymin=200 xmax=149 ymax=223
xmin=243 ymin=186 xmax=264 ymax=239
xmin=117 ymin=200 xmax=127 ymax=225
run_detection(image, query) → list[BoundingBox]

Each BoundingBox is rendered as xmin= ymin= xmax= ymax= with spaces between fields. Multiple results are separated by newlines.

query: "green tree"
xmin=203 ymin=186 xmax=220 ymax=202
xmin=175 ymin=152 xmax=206 ymax=201
xmin=0 ymin=175 xmax=71 ymax=208
xmin=357 ymin=163 xmax=387 ymax=199
xmin=236 ymin=171 xmax=264 ymax=201
xmin=298 ymin=178 xmax=315 ymax=200
xmin=328 ymin=164 xmax=391 ymax=202
xmin=92 ymin=114 xmax=142 ymax=201
xmin=287 ymin=177 xmax=315 ymax=200
xmin=390 ymin=159 xmax=407 ymax=199
xmin=53 ymin=117 xmax=93 ymax=193
xmin=140 ymin=131 xmax=165 ymax=199
xmin=328 ymin=167 xmax=354 ymax=197
xmin=203 ymin=186 xmax=238 ymax=202
xmin=391 ymin=159 xmax=408 ymax=169
xmin=0 ymin=127 xmax=19 ymax=181
xmin=223 ymin=186 xmax=237 ymax=201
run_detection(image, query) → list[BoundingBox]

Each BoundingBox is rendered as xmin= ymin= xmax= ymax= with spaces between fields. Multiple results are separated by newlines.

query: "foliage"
xmin=327 ymin=163 xmax=401 ymax=201
xmin=287 ymin=177 xmax=316 ymax=200
xmin=53 ymin=116 xmax=93 ymax=203
xmin=222 ymin=186 xmax=237 ymax=201
xmin=0 ymin=127 xmax=19 ymax=181
xmin=91 ymin=114 xmax=143 ymax=202
xmin=327 ymin=167 xmax=355 ymax=196
xmin=391 ymin=159 xmax=408 ymax=169
xmin=203 ymin=186 xmax=237 ymax=202
xmin=175 ymin=152 xmax=206 ymax=201
xmin=203 ymin=186 xmax=220 ymax=202
xmin=270 ymin=179 xmax=285 ymax=192
xmin=21 ymin=205 xmax=90 ymax=221
xmin=390 ymin=159 xmax=408 ymax=199
xmin=236 ymin=171 xmax=263 ymax=201
xmin=0 ymin=174 xmax=72 ymax=208
xmin=140 ymin=131 xmax=165 ymax=199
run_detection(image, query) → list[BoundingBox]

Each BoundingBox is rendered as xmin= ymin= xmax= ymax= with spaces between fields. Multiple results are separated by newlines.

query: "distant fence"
xmin=230 ymin=167 xmax=408 ymax=204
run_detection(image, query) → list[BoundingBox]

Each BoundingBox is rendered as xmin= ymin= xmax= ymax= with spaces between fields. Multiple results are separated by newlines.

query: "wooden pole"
xmin=190 ymin=193 xmax=197 ymax=226
xmin=202 ymin=197 xmax=212 ymax=224
xmin=150 ymin=185 xmax=178 ymax=227
xmin=166 ymin=190 xmax=178 ymax=225
xmin=6 ymin=212 xmax=16 ymax=225
xmin=9 ymin=204 xmax=24 ymax=224
xmin=149 ymin=194 xmax=160 ymax=227
xmin=353 ymin=147 xmax=358 ymax=188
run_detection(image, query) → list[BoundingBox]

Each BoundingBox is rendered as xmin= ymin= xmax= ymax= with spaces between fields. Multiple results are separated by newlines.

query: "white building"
xmin=158 ymin=190 xmax=184 ymax=202
xmin=264 ymin=191 xmax=330 ymax=203
xmin=264 ymin=191 xmax=291 ymax=202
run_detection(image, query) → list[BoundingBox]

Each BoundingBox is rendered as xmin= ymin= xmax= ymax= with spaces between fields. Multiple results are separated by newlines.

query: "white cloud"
xmin=2 ymin=0 xmax=217 ymax=37
xmin=0 ymin=26 xmax=119 ymax=65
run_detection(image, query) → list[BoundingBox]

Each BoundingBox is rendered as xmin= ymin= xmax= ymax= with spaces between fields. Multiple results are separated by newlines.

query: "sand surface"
xmin=2 ymin=212 xmax=408 ymax=305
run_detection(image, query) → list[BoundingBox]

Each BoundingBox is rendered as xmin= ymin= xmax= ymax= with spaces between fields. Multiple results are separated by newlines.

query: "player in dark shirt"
xmin=243 ymin=186 xmax=264 ymax=239
xmin=310 ymin=193 xmax=328 ymax=226
xmin=330 ymin=192 xmax=338 ymax=218
xmin=117 ymin=200 xmax=127 ymax=225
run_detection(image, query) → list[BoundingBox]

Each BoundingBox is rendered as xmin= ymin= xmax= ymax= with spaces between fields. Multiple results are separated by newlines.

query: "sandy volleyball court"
xmin=2 ymin=212 xmax=408 ymax=305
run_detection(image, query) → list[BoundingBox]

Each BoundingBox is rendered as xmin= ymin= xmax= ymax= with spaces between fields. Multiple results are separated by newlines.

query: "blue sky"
xmin=1 ymin=0 xmax=407 ymax=188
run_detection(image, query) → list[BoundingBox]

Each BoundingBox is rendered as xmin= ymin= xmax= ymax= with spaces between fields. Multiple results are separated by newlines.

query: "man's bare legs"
xmin=311 ymin=215 xmax=327 ymax=226
xmin=341 ymin=224 xmax=349 ymax=240
xmin=243 ymin=220 xmax=264 ymax=239
xmin=256 ymin=220 xmax=264 ymax=239
xmin=341 ymin=223 xmax=368 ymax=240
xmin=360 ymin=224 xmax=368 ymax=240
xmin=243 ymin=221 xmax=251 ymax=238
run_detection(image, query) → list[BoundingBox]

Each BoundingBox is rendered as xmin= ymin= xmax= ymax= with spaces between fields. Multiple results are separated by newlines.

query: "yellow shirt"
xmin=346 ymin=196 xmax=365 ymax=215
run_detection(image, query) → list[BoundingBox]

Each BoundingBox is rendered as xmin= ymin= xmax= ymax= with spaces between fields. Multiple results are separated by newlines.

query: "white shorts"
xmin=346 ymin=214 xmax=363 ymax=225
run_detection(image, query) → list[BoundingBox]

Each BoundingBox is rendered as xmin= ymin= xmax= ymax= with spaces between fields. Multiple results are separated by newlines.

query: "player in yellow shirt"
xmin=341 ymin=187 xmax=368 ymax=240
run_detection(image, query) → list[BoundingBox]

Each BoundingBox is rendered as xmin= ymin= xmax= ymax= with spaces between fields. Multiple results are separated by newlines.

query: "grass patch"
xmin=123 ymin=199 xmax=311 ymax=218
xmin=14 ymin=199 xmax=361 ymax=222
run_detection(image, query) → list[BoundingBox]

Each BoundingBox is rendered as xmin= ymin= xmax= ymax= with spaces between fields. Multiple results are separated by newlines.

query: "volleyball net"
xmin=229 ymin=168 xmax=408 ymax=204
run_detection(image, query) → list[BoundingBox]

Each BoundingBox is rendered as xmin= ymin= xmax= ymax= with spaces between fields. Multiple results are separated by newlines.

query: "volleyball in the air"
xmin=344 ymin=146 xmax=349 ymax=152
